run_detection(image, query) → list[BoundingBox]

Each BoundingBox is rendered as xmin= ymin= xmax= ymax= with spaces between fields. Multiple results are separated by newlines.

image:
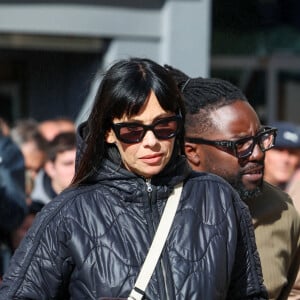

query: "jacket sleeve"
xmin=0 ymin=201 xmax=72 ymax=299
xmin=226 ymin=192 xmax=269 ymax=300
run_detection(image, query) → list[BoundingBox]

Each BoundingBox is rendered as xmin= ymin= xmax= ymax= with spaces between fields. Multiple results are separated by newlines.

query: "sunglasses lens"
xmin=118 ymin=125 xmax=145 ymax=143
xmin=113 ymin=116 xmax=181 ymax=144
xmin=153 ymin=118 xmax=179 ymax=139
xmin=260 ymin=131 xmax=276 ymax=151
xmin=235 ymin=138 xmax=253 ymax=158
xmin=235 ymin=129 xmax=277 ymax=158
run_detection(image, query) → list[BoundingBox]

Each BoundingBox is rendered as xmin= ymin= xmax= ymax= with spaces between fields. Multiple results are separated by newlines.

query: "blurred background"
xmin=0 ymin=0 xmax=299 ymax=126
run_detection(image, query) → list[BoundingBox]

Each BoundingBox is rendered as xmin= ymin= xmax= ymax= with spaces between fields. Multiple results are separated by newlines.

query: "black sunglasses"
xmin=185 ymin=126 xmax=277 ymax=159
xmin=111 ymin=115 xmax=182 ymax=144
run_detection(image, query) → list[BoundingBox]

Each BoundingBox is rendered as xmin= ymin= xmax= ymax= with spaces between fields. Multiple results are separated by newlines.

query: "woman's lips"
xmin=140 ymin=153 xmax=163 ymax=164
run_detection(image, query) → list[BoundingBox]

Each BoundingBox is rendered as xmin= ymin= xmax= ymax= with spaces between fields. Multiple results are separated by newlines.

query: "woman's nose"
xmin=142 ymin=130 xmax=158 ymax=147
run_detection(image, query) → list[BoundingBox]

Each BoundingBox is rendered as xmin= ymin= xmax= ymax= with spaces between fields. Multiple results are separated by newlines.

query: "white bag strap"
xmin=128 ymin=182 xmax=183 ymax=300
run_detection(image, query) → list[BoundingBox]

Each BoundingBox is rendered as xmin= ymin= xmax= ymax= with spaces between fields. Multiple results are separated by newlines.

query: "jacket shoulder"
xmin=262 ymin=181 xmax=294 ymax=204
xmin=184 ymin=170 xmax=245 ymax=214
xmin=249 ymin=181 xmax=300 ymax=230
xmin=186 ymin=171 xmax=241 ymax=199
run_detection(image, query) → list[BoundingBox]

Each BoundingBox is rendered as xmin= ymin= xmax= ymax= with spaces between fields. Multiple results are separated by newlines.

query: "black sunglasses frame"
xmin=111 ymin=115 xmax=182 ymax=144
xmin=185 ymin=126 xmax=277 ymax=159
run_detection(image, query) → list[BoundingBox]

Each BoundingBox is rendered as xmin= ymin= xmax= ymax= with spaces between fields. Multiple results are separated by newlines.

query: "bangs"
xmin=108 ymin=75 xmax=180 ymax=120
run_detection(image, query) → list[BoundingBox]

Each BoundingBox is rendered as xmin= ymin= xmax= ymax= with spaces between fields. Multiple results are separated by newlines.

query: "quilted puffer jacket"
xmin=0 ymin=154 xmax=267 ymax=299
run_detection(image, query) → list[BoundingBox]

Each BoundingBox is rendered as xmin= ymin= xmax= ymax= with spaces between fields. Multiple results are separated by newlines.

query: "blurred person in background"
xmin=287 ymin=161 xmax=300 ymax=214
xmin=38 ymin=117 xmax=76 ymax=141
xmin=31 ymin=131 xmax=76 ymax=205
xmin=166 ymin=65 xmax=300 ymax=300
xmin=0 ymin=118 xmax=10 ymax=136
xmin=264 ymin=122 xmax=300 ymax=300
xmin=264 ymin=121 xmax=300 ymax=191
xmin=264 ymin=121 xmax=300 ymax=212
xmin=9 ymin=201 xmax=44 ymax=254
xmin=0 ymin=128 xmax=27 ymax=278
xmin=10 ymin=119 xmax=47 ymax=200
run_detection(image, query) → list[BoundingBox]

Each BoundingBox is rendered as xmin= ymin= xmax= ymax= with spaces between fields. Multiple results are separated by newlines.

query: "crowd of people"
xmin=0 ymin=57 xmax=299 ymax=299
xmin=0 ymin=116 xmax=77 ymax=279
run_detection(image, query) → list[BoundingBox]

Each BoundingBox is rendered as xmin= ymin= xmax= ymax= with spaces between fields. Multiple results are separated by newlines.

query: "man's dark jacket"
xmin=0 ymin=134 xmax=26 ymax=232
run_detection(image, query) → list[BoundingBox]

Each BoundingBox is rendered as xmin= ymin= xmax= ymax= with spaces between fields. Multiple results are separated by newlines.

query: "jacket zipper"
xmin=145 ymin=178 xmax=152 ymax=195
xmin=144 ymin=179 xmax=170 ymax=300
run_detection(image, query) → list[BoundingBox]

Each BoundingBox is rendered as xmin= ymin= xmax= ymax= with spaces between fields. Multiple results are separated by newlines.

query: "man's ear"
xmin=184 ymin=142 xmax=201 ymax=167
xmin=44 ymin=160 xmax=55 ymax=178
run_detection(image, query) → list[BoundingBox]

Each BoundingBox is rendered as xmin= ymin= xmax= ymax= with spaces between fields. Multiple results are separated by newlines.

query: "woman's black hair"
xmin=73 ymin=58 xmax=185 ymax=185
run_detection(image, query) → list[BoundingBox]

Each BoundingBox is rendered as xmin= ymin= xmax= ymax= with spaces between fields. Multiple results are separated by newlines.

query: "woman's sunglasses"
xmin=111 ymin=115 xmax=182 ymax=144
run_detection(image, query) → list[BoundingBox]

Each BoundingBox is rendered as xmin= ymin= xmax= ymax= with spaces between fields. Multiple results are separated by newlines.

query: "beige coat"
xmin=245 ymin=181 xmax=300 ymax=300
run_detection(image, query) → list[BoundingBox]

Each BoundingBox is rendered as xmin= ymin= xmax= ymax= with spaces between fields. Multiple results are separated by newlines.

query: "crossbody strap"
xmin=128 ymin=182 xmax=183 ymax=300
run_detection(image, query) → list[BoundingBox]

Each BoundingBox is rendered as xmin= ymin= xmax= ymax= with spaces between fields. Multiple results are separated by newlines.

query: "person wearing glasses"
xmin=0 ymin=58 xmax=267 ymax=299
xmin=166 ymin=65 xmax=300 ymax=300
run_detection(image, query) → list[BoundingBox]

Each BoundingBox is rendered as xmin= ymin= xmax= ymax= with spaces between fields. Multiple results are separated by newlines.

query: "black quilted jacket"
xmin=0 ymin=154 xmax=267 ymax=299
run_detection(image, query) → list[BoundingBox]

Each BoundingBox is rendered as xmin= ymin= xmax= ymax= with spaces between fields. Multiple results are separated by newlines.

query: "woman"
xmin=0 ymin=58 xmax=267 ymax=299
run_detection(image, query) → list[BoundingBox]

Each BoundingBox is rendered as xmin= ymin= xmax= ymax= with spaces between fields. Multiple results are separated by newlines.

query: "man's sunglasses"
xmin=185 ymin=126 xmax=277 ymax=159
xmin=111 ymin=115 xmax=182 ymax=144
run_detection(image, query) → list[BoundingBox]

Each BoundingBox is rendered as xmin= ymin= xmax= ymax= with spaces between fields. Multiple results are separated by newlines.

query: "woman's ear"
xmin=184 ymin=142 xmax=201 ymax=169
xmin=105 ymin=129 xmax=116 ymax=144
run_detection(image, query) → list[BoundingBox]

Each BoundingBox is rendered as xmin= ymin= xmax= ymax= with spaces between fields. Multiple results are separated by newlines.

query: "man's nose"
xmin=249 ymin=142 xmax=265 ymax=160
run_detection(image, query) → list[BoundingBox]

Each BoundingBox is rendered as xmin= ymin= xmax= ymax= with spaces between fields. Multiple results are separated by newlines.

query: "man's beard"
xmin=229 ymin=173 xmax=262 ymax=201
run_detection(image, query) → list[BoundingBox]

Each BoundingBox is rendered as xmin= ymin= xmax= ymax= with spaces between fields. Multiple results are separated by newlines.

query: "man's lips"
xmin=242 ymin=166 xmax=264 ymax=181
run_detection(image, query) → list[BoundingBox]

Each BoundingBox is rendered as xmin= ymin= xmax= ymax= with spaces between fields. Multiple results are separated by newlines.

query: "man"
xmin=264 ymin=121 xmax=300 ymax=214
xmin=10 ymin=119 xmax=47 ymax=198
xmin=288 ymin=166 xmax=300 ymax=214
xmin=264 ymin=121 xmax=300 ymax=191
xmin=38 ymin=117 xmax=76 ymax=142
xmin=0 ymin=132 xmax=27 ymax=277
xmin=31 ymin=131 xmax=76 ymax=204
xmin=264 ymin=122 xmax=300 ymax=300
xmin=9 ymin=201 xmax=44 ymax=254
xmin=166 ymin=66 xmax=300 ymax=300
